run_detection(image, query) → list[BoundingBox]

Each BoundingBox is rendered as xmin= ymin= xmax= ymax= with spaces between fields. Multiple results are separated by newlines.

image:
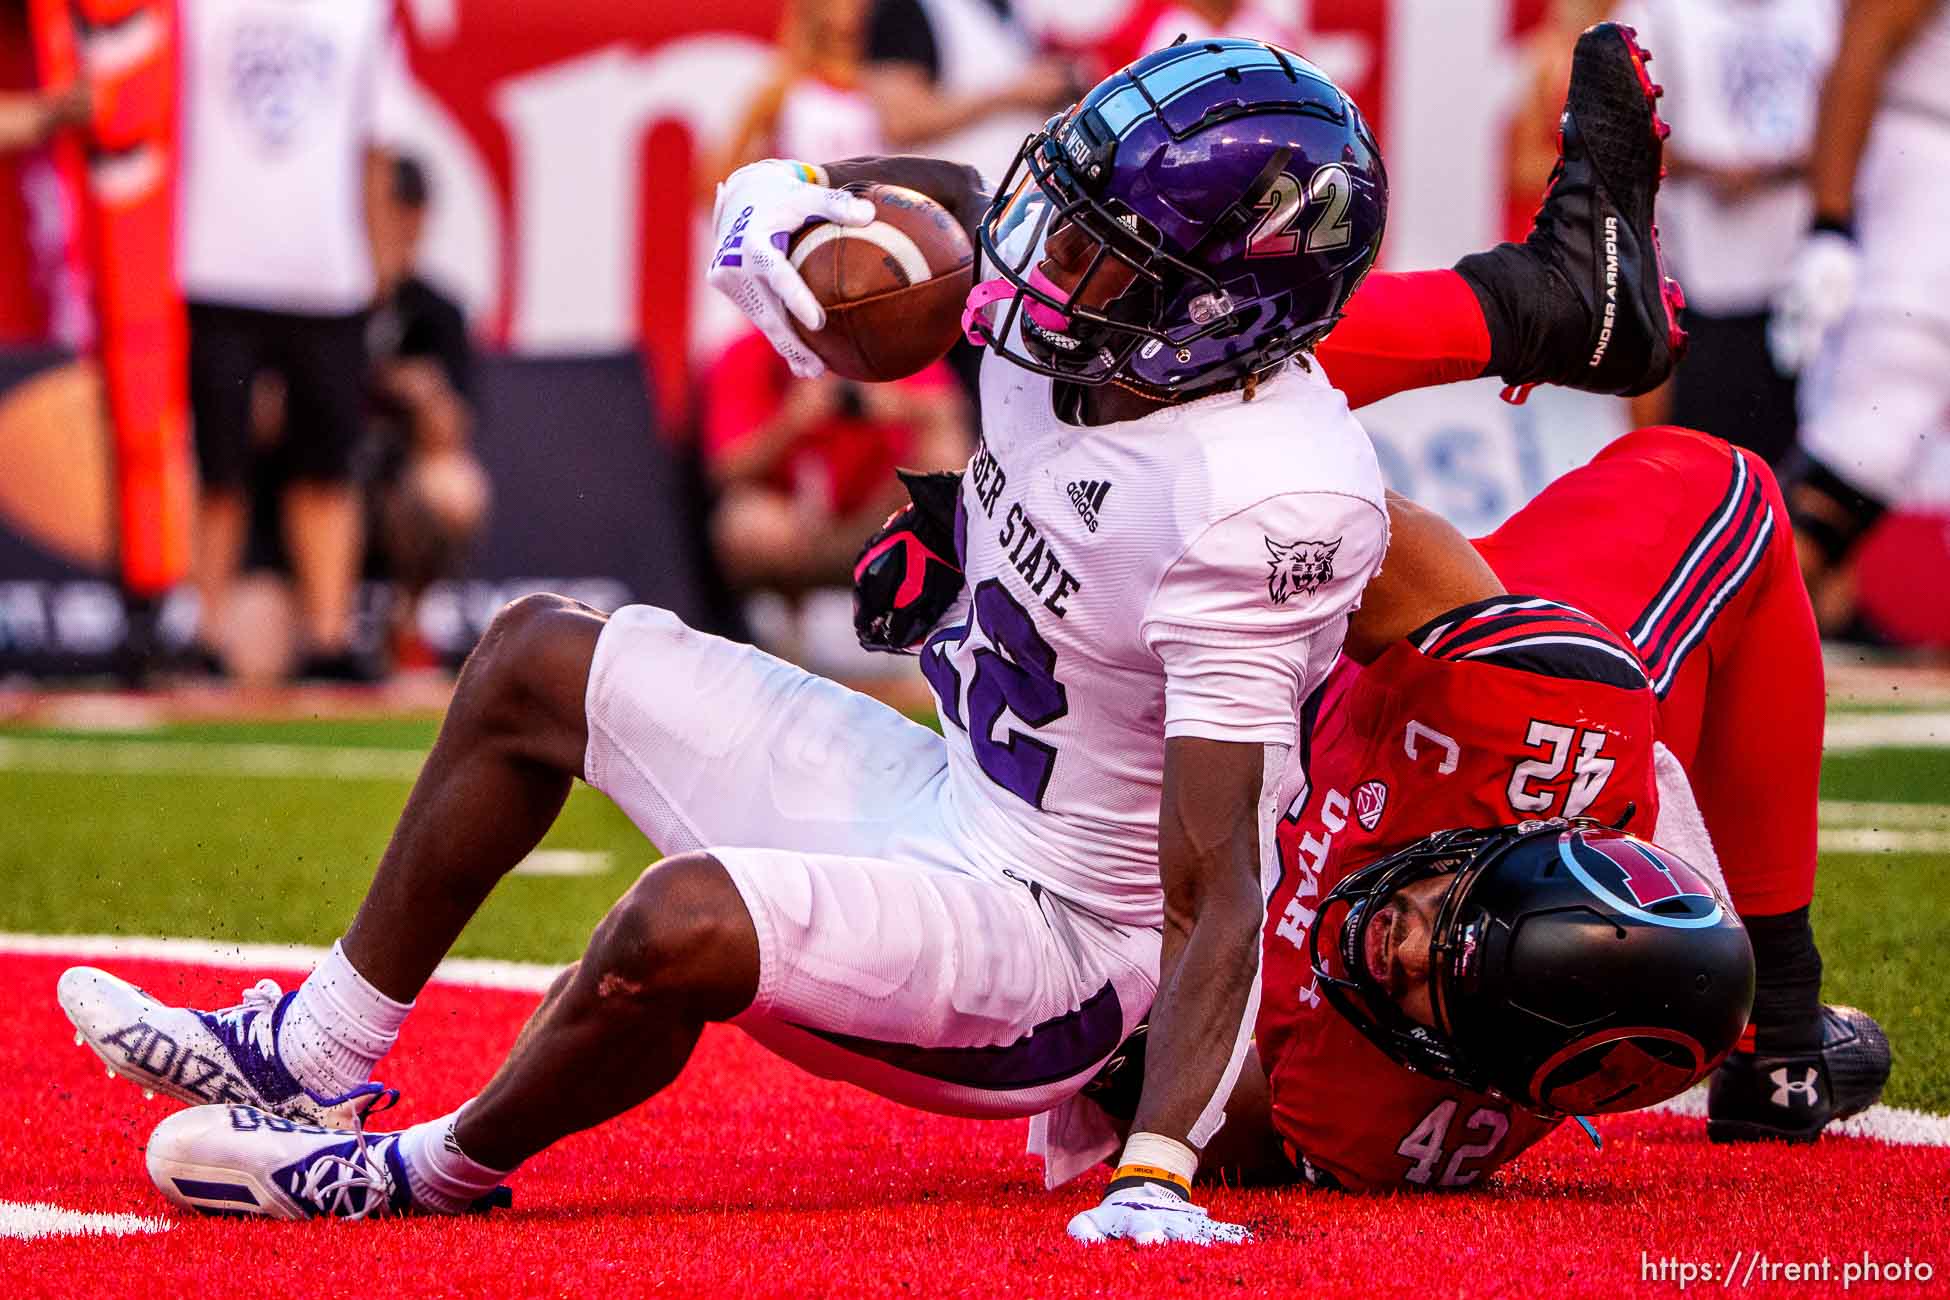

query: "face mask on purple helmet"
xmin=962 ymin=183 xmax=1061 ymax=346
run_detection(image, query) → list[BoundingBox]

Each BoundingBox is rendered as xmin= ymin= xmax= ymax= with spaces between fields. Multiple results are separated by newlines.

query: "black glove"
xmin=853 ymin=467 xmax=966 ymax=653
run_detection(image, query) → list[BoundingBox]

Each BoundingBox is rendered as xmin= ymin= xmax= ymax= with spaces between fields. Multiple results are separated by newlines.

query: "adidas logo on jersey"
xmin=1067 ymin=480 xmax=1111 ymax=532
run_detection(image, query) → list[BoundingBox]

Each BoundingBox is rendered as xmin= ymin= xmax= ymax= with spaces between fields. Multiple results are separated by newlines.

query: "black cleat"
xmin=1707 ymin=1005 xmax=1892 ymax=1144
xmin=1457 ymin=22 xmax=1686 ymax=399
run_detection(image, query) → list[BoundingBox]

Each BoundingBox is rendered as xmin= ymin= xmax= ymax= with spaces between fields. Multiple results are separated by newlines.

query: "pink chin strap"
xmin=960 ymin=267 xmax=1075 ymax=346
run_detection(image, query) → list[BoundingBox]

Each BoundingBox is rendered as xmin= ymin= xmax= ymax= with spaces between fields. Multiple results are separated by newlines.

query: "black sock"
xmin=1744 ymin=906 xmax=1823 ymax=1054
xmin=1453 ymin=245 xmax=1575 ymax=385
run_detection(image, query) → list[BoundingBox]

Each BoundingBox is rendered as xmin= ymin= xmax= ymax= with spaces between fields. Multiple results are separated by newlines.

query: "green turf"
xmin=1816 ymin=747 xmax=1950 ymax=803
xmin=0 ymin=718 xmax=1943 ymax=1111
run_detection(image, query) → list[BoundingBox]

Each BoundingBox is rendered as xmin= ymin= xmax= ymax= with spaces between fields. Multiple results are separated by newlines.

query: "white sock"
xmin=397 ymin=1107 xmax=512 ymax=1214
xmin=278 ymin=940 xmax=412 ymax=1101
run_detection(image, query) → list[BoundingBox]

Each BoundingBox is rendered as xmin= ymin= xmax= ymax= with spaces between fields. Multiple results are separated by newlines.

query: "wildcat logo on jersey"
xmin=1560 ymin=830 xmax=1723 ymax=927
xmin=1352 ymin=780 xmax=1387 ymax=832
xmin=1265 ymin=536 xmax=1341 ymax=605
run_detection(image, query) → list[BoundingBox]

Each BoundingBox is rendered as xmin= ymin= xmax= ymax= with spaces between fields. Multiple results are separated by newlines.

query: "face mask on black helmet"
xmin=1309 ymin=819 xmax=1756 ymax=1118
xmin=961 ymin=36 xmax=1388 ymax=398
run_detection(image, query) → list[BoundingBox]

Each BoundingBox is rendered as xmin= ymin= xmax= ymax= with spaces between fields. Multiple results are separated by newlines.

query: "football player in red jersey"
xmin=874 ymin=424 xmax=1890 ymax=1192
xmin=1077 ymin=426 xmax=1888 ymax=1192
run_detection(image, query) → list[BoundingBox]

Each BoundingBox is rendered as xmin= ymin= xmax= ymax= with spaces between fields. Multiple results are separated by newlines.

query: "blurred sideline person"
xmin=243 ymin=156 xmax=487 ymax=680
xmin=1617 ymin=0 xmax=1838 ymax=459
xmin=363 ymin=156 xmax=488 ymax=671
xmin=178 ymin=0 xmax=407 ymax=681
xmin=715 ymin=0 xmax=886 ymax=183
xmin=1503 ymin=1 xmax=1612 ymax=246
xmin=703 ymin=331 xmax=970 ymax=594
xmin=1769 ymin=0 xmax=1950 ymax=631
xmin=1094 ymin=0 xmax=1298 ymax=78
xmin=863 ymin=0 xmax=1076 ymax=185
xmin=0 ymin=81 xmax=87 ymax=151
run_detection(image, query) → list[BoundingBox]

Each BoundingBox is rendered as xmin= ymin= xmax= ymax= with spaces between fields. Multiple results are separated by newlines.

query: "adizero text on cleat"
xmin=57 ymin=966 xmax=369 ymax=1127
xmin=1457 ymin=22 xmax=1685 ymax=398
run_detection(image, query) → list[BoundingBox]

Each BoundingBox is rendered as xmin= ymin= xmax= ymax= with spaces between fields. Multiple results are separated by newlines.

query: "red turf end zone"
xmin=3 ymin=953 xmax=1945 ymax=1298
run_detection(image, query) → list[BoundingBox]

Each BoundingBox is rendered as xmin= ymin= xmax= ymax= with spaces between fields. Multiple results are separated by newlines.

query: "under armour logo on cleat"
xmin=1769 ymin=1066 xmax=1820 ymax=1108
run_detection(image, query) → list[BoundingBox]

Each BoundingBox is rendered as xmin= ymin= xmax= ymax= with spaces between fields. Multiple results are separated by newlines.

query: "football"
xmin=787 ymin=183 xmax=975 ymax=383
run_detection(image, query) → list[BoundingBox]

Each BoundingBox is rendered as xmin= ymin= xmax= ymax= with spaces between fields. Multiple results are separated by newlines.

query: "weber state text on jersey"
xmin=920 ymin=355 xmax=1386 ymax=928
xmin=1258 ymin=596 xmax=1659 ymax=1189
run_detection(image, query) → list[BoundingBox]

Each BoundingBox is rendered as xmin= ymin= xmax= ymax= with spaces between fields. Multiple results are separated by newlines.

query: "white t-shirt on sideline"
xmin=177 ymin=0 xmax=409 ymax=315
xmin=1616 ymin=0 xmax=1839 ymax=315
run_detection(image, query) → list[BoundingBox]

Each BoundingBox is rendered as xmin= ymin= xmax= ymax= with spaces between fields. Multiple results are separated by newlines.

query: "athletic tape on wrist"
xmin=1110 ymin=1132 xmax=1197 ymax=1198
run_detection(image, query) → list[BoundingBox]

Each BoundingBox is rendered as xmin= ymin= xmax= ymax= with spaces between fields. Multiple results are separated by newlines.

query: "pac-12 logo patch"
xmin=1265 ymin=536 xmax=1341 ymax=605
xmin=1353 ymin=780 xmax=1387 ymax=831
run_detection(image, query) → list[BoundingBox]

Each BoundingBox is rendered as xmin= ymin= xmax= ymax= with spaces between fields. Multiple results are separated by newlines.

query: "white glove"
xmin=706 ymin=159 xmax=877 ymax=378
xmin=1767 ymin=229 xmax=1860 ymax=375
xmin=1066 ymin=1182 xmax=1251 ymax=1246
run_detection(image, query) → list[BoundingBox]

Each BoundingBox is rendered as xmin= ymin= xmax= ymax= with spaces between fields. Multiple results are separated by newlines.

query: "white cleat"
xmin=57 ymin=966 xmax=371 ymax=1126
xmin=147 ymin=1105 xmax=410 ymax=1220
xmin=145 ymin=1104 xmax=508 ymax=1220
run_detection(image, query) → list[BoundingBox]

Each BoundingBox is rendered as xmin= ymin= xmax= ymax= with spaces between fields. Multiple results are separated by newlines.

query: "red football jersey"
xmin=1257 ymin=595 xmax=1660 ymax=1190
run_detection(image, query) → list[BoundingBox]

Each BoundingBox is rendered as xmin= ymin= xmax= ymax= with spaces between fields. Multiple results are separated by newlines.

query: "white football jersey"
xmin=922 ymin=346 xmax=1387 ymax=927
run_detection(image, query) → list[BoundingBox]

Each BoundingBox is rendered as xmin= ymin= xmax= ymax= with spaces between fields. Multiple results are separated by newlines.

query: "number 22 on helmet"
xmin=962 ymin=37 xmax=1388 ymax=398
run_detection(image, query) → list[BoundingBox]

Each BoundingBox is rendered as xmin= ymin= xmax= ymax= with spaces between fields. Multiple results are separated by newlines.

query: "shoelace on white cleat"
xmin=289 ymin=1088 xmax=404 ymax=1219
xmin=293 ymin=1141 xmax=396 ymax=1220
xmin=209 ymin=979 xmax=285 ymax=1059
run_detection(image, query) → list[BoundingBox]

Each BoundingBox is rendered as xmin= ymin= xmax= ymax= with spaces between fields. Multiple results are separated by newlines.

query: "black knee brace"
xmin=1776 ymin=448 xmax=1888 ymax=568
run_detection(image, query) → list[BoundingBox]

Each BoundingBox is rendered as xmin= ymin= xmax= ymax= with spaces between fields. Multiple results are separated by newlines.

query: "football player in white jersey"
xmin=1768 ymin=0 xmax=1950 ymax=618
xmin=64 ymin=40 xmax=1387 ymax=1245
xmin=57 ymin=32 xmax=1684 ymax=1244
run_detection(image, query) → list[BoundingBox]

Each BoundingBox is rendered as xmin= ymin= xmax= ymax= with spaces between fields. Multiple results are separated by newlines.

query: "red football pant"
xmin=1666 ymin=446 xmax=1823 ymax=916
xmin=1475 ymin=428 xmax=1821 ymax=918
xmin=1316 ymin=270 xmax=1492 ymax=409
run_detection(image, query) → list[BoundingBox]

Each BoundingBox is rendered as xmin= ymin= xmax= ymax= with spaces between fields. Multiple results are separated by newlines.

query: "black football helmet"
xmin=1310 ymin=819 xmax=1755 ymax=1117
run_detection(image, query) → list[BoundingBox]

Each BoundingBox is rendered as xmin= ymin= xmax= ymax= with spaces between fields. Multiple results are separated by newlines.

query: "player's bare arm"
xmin=1139 ymin=738 xmax=1274 ymax=1139
xmin=825 ymin=155 xmax=990 ymax=245
xmin=1772 ymin=0 xmax=1942 ymax=374
xmin=1808 ymin=0 xmax=1941 ymax=229
xmin=1341 ymin=494 xmax=1505 ymax=665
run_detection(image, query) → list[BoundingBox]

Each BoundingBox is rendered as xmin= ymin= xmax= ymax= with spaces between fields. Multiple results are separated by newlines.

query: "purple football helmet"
xmin=963 ymin=37 xmax=1387 ymax=395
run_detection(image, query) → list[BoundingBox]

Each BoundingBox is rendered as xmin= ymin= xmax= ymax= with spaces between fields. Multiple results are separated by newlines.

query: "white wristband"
xmin=1117 ymin=1132 xmax=1198 ymax=1186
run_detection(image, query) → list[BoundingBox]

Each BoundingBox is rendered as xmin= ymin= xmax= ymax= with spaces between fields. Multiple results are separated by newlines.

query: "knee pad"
xmin=1776 ymin=447 xmax=1887 ymax=567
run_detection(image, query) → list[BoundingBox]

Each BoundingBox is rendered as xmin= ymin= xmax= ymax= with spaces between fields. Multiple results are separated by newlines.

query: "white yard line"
xmin=511 ymin=850 xmax=613 ymax=877
xmin=2 ymin=931 xmax=1945 ymax=1149
xmin=1647 ymin=1085 xmax=1950 ymax=1149
xmin=1823 ymin=712 xmax=1950 ymax=752
xmin=0 ymin=932 xmax=560 ymax=993
xmin=1820 ymin=800 xmax=1950 ymax=828
xmin=0 ymin=1200 xmax=171 ymax=1240
xmin=1817 ymin=800 xmax=1950 ymax=854
xmin=1818 ymin=828 xmax=1950 ymax=854
xmin=0 ymin=709 xmax=1943 ymax=791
